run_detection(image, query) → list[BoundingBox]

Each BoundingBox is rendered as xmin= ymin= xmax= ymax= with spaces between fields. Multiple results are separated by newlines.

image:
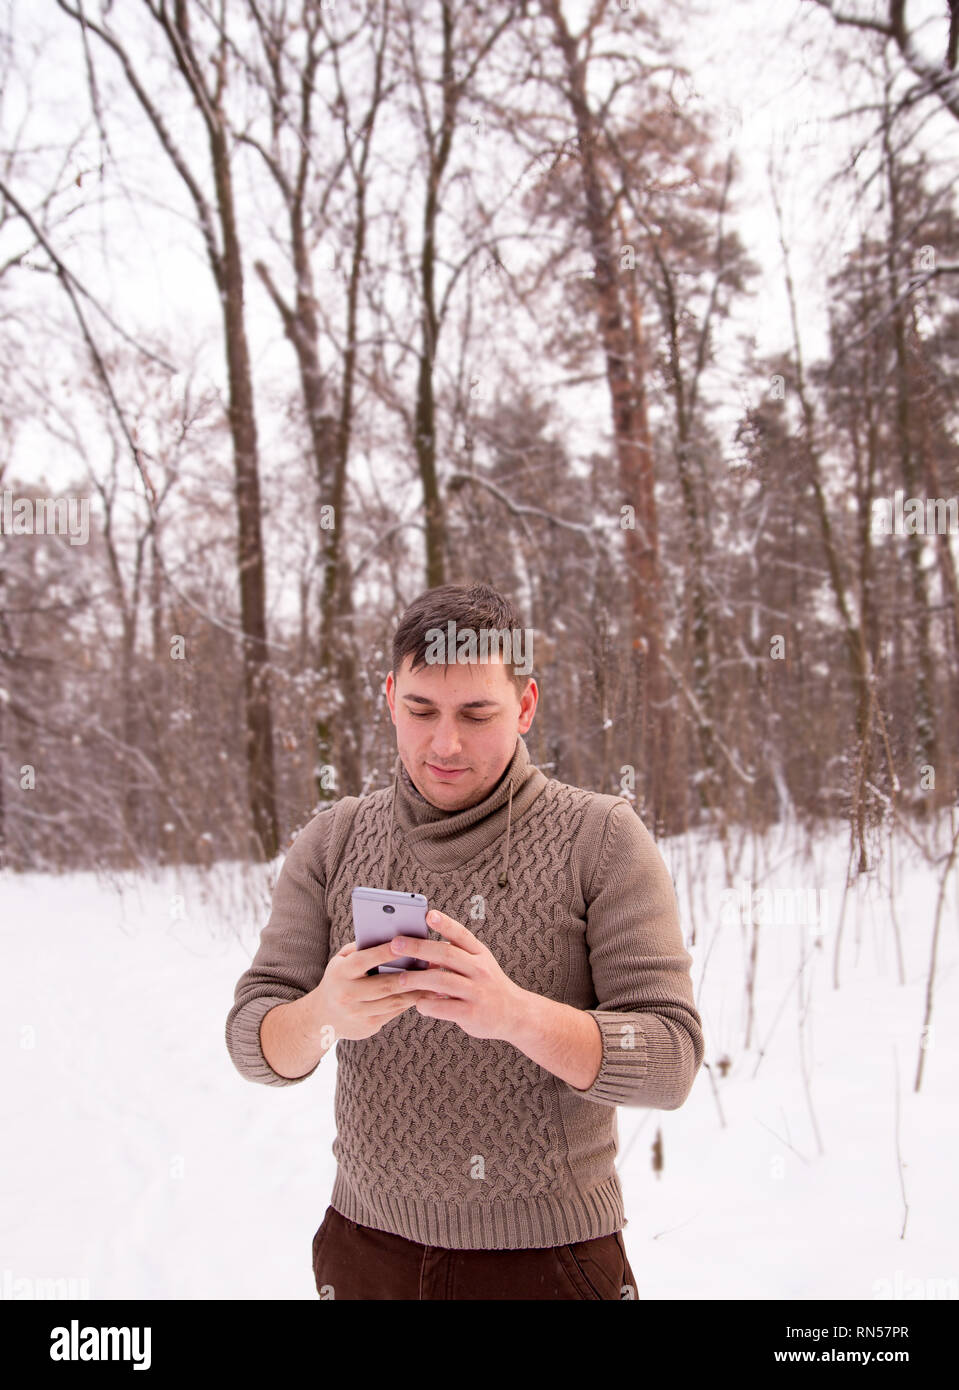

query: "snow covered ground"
xmin=2 ymin=817 xmax=957 ymax=1300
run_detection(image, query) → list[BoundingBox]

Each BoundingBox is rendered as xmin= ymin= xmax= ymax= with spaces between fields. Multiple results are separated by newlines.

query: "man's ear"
xmin=384 ymin=669 xmax=396 ymax=724
xmin=517 ymin=676 xmax=537 ymax=734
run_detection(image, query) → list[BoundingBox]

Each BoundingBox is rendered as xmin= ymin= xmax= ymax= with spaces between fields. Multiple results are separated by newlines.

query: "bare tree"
xmin=393 ymin=0 xmax=519 ymax=587
xmin=808 ymin=0 xmax=959 ymax=126
xmin=223 ymin=0 xmax=392 ymax=798
xmin=55 ymin=0 xmax=279 ymax=859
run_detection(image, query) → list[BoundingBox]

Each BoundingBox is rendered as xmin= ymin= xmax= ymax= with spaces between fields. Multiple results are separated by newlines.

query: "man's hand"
xmin=388 ymin=909 xmax=528 ymax=1042
xmin=302 ymin=939 xmax=437 ymax=1042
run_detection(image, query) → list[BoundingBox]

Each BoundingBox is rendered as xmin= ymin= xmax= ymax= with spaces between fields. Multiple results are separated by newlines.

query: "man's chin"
xmin=422 ymin=764 xmax=483 ymax=807
xmin=425 ymin=768 xmax=470 ymax=794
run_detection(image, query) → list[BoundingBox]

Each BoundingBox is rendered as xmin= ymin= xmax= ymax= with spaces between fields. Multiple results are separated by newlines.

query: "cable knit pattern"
xmin=225 ymin=736 xmax=704 ymax=1250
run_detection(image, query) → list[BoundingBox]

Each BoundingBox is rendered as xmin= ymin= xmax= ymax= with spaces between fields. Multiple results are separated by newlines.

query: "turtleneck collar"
xmin=381 ymin=735 xmax=547 ymax=891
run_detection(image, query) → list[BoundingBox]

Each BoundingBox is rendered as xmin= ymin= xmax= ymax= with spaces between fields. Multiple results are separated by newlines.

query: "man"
xmin=225 ymin=581 xmax=704 ymax=1300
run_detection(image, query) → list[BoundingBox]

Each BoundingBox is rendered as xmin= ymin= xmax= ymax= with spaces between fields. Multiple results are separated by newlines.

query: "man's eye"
xmin=408 ymin=711 xmax=491 ymax=722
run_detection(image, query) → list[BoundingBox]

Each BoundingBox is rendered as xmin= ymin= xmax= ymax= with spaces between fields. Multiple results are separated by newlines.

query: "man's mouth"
xmin=427 ymin=763 xmax=468 ymax=779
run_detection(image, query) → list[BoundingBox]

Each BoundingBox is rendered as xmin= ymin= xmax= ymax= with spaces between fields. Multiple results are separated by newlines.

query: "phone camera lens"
xmin=383 ymin=904 xmax=395 ymax=914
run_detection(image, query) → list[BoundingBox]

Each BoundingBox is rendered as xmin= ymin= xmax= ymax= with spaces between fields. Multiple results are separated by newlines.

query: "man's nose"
xmin=429 ymin=721 xmax=463 ymax=757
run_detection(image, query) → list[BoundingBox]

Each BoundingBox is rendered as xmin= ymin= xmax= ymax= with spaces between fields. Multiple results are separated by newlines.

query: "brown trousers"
xmin=311 ymin=1204 xmax=638 ymax=1300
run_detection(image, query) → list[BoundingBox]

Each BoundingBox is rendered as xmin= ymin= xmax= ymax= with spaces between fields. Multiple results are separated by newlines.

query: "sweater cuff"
xmin=225 ymin=995 xmax=320 ymax=1087
xmin=565 ymin=1010 xmax=650 ymax=1107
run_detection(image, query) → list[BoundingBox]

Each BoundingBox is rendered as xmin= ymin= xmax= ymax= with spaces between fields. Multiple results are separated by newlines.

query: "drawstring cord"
xmin=498 ymin=778 xmax=513 ymax=887
xmin=383 ymin=771 xmax=399 ymax=890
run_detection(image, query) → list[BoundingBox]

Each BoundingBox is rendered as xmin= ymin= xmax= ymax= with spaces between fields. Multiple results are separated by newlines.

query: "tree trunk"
xmin=883 ymin=118 xmax=939 ymax=774
xmin=544 ymin=0 xmax=666 ymax=823
xmin=412 ymin=2 xmax=457 ymax=590
xmin=210 ymin=126 xmax=278 ymax=860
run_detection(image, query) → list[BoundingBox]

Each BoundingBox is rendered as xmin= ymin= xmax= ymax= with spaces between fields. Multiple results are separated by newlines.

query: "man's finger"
xmin=347 ymin=938 xmax=418 ymax=977
xmin=387 ymin=936 xmax=477 ymax=978
xmin=424 ymin=909 xmax=484 ymax=953
xmin=394 ymin=968 xmax=466 ymax=997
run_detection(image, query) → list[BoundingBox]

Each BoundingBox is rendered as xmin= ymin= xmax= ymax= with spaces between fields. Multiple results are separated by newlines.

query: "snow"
xmin=2 ymin=822 xmax=956 ymax=1300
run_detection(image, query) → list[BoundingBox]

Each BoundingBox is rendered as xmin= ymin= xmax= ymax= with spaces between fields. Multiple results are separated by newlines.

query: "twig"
xmin=797 ymin=922 xmax=825 ymax=1157
xmin=755 ymin=1117 xmax=811 ymax=1166
xmin=892 ymin=1042 xmax=909 ymax=1240
xmin=914 ymin=814 xmax=959 ymax=1091
xmin=832 ymin=835 xmax=857 ymax=990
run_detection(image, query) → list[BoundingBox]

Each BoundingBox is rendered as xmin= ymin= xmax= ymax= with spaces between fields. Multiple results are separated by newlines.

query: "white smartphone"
xmin=351 ymin=886 xmax=430 ymax=974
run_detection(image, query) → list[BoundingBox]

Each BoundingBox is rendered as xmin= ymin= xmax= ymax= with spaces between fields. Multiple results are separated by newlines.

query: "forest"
xmin=1 ymin=0 xmax=957 ymax=885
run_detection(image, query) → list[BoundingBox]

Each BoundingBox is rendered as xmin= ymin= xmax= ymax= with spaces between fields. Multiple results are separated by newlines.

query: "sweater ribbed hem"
xmin=566 ymin=1010 xmax=650 ymax=1107
xmin=328 ymin=1167 xmax=625 ymax=1250
xmin=225 ymin=994 xmax=319 ymax=1087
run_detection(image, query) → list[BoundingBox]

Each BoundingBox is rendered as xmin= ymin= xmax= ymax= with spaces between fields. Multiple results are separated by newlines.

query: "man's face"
xmin=384 ymin=653 xmax=538 ymax=811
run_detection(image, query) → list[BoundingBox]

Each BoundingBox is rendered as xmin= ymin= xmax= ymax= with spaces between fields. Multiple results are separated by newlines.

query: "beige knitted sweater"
xmin=225 ymin=736 xmax=704 ymax=1250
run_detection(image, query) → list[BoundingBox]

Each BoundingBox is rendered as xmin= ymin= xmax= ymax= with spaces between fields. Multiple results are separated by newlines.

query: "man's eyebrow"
xmin=401 ymin=693 xmax=501 ymax=709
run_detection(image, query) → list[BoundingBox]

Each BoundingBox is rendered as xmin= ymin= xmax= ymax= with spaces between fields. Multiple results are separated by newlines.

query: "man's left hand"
xmin=390 ymin=909 xmax=526 ymax=1042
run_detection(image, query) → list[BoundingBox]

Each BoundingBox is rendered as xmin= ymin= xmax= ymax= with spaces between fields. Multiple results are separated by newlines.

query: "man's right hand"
xmin=302 ymin=940 xmax=437 ymax=1042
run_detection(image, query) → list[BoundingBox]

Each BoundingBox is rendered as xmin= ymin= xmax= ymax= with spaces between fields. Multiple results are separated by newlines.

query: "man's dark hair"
xmin=391 ymin=581 xmax=532 ymax=699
